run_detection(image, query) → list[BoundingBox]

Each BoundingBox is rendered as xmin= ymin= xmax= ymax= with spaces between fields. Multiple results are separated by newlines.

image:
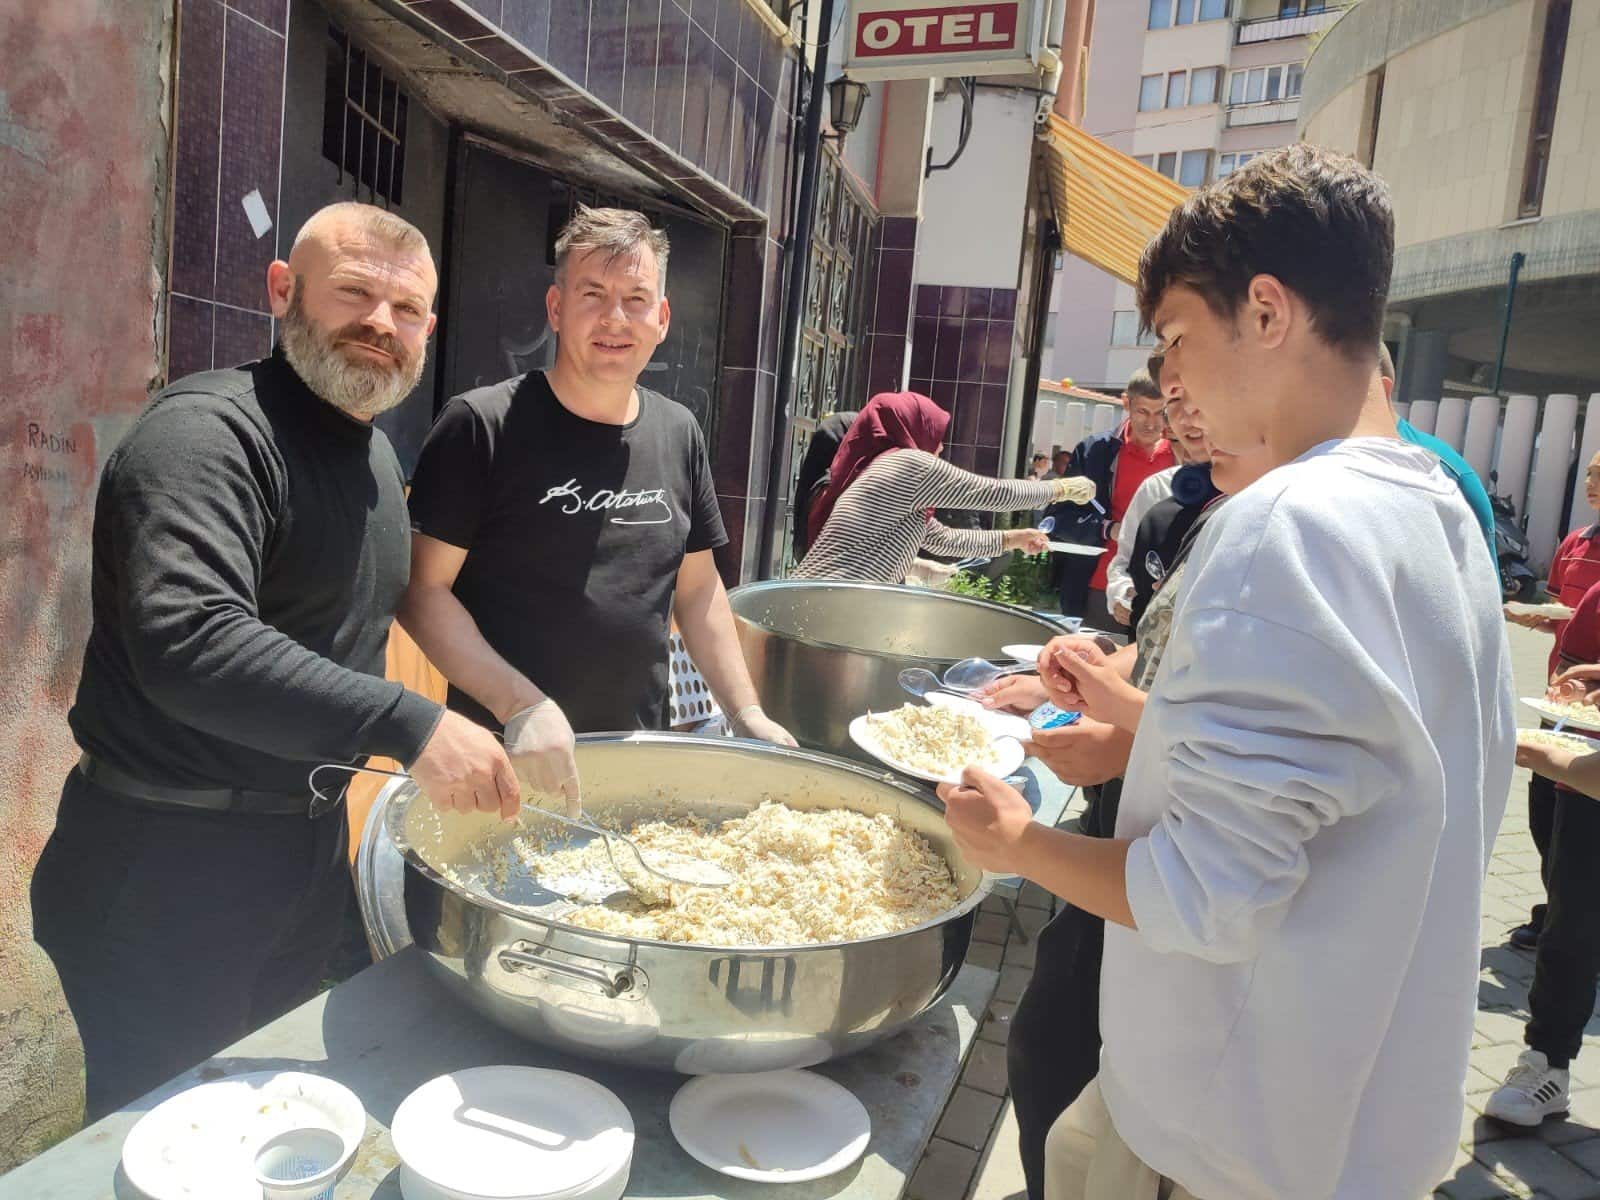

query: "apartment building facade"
xmin=1046 ymin=0 xmax=1350 ymax=394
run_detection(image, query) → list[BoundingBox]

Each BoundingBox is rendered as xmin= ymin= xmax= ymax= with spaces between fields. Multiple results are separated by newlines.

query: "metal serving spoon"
xmin=309 ymin=763 xmax=732 ymax=897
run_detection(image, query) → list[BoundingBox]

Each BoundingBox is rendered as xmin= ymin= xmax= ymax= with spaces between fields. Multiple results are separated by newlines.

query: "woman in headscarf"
xmin=795 ymin=392 xmax=1095 ymax=584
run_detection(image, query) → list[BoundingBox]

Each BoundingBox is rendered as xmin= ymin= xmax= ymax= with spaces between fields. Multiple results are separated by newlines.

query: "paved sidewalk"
xmin=909 ymin=625 xmax=1600 ymax=1200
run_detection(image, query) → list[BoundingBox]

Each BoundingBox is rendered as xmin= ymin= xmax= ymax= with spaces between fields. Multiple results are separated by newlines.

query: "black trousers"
xmin=30 ymin=769 xmax=353 ymax=1118
xmin=1526 ymin=772 xmax=1555 ymax=930
xmin=1525 ymin=779 xmax=1600 ymax=1067
xmin=1008 ymin=779 xmax=1122 ymax=1200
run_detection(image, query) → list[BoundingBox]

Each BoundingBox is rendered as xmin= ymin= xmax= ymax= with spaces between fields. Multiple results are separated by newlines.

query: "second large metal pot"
xmin=730 ymin=579 xmax=1073 ymax=759
xmin=387 ymin=733 xmax=988 ymax=1074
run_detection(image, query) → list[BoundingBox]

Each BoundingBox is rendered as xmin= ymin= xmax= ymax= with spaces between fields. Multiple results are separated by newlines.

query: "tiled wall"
xmin=863 ymin=216 xmax=918 ymax=397
xmin=167 ymin=0 xmax=287 ymax=380
xmin=407 ymin=0 xmax=785 ymax=213
xmin=909 ymin=284 xmax=1018 ymax=477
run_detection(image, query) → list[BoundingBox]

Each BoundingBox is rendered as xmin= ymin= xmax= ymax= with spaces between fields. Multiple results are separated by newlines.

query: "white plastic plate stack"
xmin=392 ymin=1067 xmax=634 ymax=1200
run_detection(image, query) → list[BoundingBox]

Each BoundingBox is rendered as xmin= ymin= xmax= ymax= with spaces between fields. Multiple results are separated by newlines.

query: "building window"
xmin=1166 ymin=71 xmax=1188 ymax=109
xmin=322 ymin=25 xmax=408 ymax=204
xmin=1178 ymin=149 xmax=1211 ymax=187
xmin=1216 ymin=151 xmax=1256 ymax=178
xmin=1149 ymin=0 xmax=1226 ymax=27
xmin=1277 ymin=1 xmax=1328 ymax=14
xmin=1190 ymin=66 xmax=1220 ymax=105
xmin=1156 ymin=151 xmax=1178 ymax=179
xmin=1139 ymin=74 xmax=1164 ymax=111
xmin=1133 ymin=153 xmax=1155 ymax=168
xmin=1111 ymin=311 xmax=1157 ymax=347
xmin=1228 ymin=63 xmax=1302 ymax=106
xmin=1520 ymin=0 xmax=1572 ymax=218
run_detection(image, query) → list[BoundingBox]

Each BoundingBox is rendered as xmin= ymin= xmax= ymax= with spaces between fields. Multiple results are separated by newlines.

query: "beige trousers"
xmin=1044 ymin=1079 xmax=1202 ymax=1200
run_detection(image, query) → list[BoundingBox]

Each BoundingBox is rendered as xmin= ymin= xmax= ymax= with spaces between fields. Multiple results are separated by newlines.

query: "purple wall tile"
xmin=654 ymin=0 xmax=688 ymax=151
xmin=929 ymin=378 xmax=956 ymax=412
xmin=882 ymin=217 xmax=917 ymax=251
xmin=749 ymin=86 xmax=773 ymax=209
xmin=933 ymin=317 xmax=962 ymax=381
xmin=621 ymin=0 xmax=660 ymax=130
xmin=587 ymin=0 xmax=628 ymax=111
xmin=909 ymin=376 xmax=933 ymax=396
xmin=737 ymin=72 xmax=760 ymax=198
xmin=866 ymin=334 xmax=903 ymax=397
xmin=168 ymin=296 xmax=215 ymax=380
xmin=546 ymin=0 xmax=591 ymax=83
xmin=760 ymin=238 xmax=784 ymax=366
xmin=972 ymin=445 xmax=999 ymax=475
xmin=747 ymin=369 xmax=775 ymax=500
xmin=410 ymin=0 xmax=499 ymax=39
xmin=500 ymin=0 xmax=553 ymax=55
xmin=755 ymin=26 xmax=778 ymax=97
xmin=983 ymin=320 xmax=1013 ymax=384
xmin=720 ymin=63 xmax=745 ymax=188
xmin=226 ymin=0 xmax=286 ymax=33
xmin=713 ymin=368 xmax=756 ymax=493
xmin=714 ymin=0 xmax=742 ymax=52
xmin=873 ymin=249 xmax=913 ymax=336
xmin=680 ymin=22 xmax=713 ymax=164
xmin=977 ymin=385 xmax=1007 ymax=447
xmin=937 ymin=286 xmax=967 ymax=318
xmin=909 ymin=317 xmax=936 ymax=379
xmin=947 ymin=443 xmax=975 ymax=470
xmin=991 ymin=288 xmax=1017 ymax=320
xmin=172 ymin=0 xmax=223 ymax=300
xmin=690 ymin=0 xmax=717 ymax=39
xmin=212 ymin=305 xmax=273 ymax=368
xmin=704 ymin=47 xmax=736 ymax=185
xmin=966 ymin=287 xmax=992 ymax=320
xmin=952 ymin=381 xmax=982 ymax=445
xmin=213 ymin=9 xmax=284 ymax=312
xmin=957 ymin=321 xmax=985 ymax=383
xmin=458 ymin=0 xmax=505 ymax=22
xmin=722 ymin=238 xmax=762 ymax=369
xmin=915 ymin=284 xmax=939 ymax=318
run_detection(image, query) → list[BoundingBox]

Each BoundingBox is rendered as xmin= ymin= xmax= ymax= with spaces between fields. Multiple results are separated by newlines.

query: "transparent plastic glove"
xmin=730 ymin=704 xmax=799 ymax=747
xmin=503 ymin=699 xmax=581 ymax=817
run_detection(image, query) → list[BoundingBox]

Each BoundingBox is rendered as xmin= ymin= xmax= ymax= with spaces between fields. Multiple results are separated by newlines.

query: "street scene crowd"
xmin=20 ymin=119 xmax=1600 ymax=1197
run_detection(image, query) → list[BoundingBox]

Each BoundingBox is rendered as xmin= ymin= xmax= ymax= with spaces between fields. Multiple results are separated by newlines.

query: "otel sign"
xmin=843 ymin=0 xmax=1041 ymax=79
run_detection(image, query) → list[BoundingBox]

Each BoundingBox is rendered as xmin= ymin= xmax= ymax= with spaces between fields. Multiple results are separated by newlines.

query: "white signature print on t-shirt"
xmin=539 ymin=478 xmax=675 ymax=525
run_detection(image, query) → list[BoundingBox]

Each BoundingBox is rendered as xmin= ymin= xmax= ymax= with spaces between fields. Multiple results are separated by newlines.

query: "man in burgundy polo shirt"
xmin=1504 ymin=452 xmax=1600 ymax=950
xmin=1488 ymin=574 xmax=1600 ymax=1124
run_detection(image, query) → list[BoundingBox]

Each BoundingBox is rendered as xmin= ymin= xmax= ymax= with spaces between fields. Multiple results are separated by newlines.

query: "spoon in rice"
xmin=308 ymin=763 xmax=732 ymax=898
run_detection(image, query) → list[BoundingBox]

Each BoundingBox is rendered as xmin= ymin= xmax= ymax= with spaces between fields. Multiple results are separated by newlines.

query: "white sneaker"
xmin=1485 ymin=1049 xmax=1570 ymax=1126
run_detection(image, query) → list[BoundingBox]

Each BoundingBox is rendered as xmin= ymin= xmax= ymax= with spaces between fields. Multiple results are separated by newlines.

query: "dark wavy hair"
xmin=1136 ymin=143 xmax=1394 ymax=361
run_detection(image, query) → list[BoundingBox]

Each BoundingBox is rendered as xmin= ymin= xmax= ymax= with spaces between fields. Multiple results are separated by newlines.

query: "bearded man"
xmin=29 ymin=202 xmax=515 ymax=1119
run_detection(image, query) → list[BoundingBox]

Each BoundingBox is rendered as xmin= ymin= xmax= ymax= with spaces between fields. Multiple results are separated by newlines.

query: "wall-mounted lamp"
xmin=826 ymin=77 xmax=871 ymax=143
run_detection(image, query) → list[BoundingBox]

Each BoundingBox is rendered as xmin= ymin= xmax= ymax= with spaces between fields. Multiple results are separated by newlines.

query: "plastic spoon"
xmin=942 ymin=656 xmax=1036 ymax=694
xmin=898 ymin=667 xmax=945 ymax=699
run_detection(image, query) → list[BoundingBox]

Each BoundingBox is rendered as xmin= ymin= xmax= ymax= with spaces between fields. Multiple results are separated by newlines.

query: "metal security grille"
xmin=322 ymin=25 xmax=408 ymax=204
xmin=782 ymin=148 xmax=878 ymax=568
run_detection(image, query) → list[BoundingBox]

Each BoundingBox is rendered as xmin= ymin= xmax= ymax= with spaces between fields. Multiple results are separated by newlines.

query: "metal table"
xmin=1 ymin=947 xmax=998 ymax=1200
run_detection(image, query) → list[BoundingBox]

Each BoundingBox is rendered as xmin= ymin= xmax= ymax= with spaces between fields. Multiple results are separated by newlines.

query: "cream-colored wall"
xmin=1539 ymin=0 xmax=1600 ymax=218
xmin=1301 ymin=72 xmax=1370 ymax=157
xmin=1367 ymin=0 xmax=1541 ymax=244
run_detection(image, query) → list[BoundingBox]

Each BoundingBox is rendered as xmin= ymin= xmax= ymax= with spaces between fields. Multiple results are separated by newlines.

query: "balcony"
xmin=1225 ymin=97 xmax=1301 ymax=127
xmin=1236 ymin=6 xmax=1349 ymax=44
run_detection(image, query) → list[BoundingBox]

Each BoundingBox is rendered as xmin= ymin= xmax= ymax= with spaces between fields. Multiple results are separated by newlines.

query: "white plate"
xmin=1506 ymin=601 xmax=1574 ymax=620
xmin=669 ymin=1070 xmax=870 ymax=1183
xmin=1517 ymin=728 xmax=1600 ymax=755
xmin=1001 ymin=643 xmax=1046 ymax=663
xmin=924 ymin=690 xmax=1033 ymax=742
xmin=1519 ymin=697 xmax=1600 ymax=733
xmin=392 ymin=1067 xmax=633 ymax=1200
xmin=120 ymin=1071 xmax=365 ymax=1200
xmin=848 ymin=713 xmax=1026 ymax=785
xmin=1047 ymin=541 xmax=1106 ymax=556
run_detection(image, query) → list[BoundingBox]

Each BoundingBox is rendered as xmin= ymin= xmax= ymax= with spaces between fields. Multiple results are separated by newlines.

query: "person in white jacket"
xmin=937 ymin=144 xmax=1515 ymax=1200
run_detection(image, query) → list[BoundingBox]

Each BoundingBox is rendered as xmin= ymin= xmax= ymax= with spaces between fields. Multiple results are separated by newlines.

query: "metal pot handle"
xmin=498 ymin=946 xmax=646 ymax=1000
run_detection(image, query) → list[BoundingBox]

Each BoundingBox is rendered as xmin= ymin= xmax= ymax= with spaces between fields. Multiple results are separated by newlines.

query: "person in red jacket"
xmin=1502 ymin=452 xmax=1600 ymax=949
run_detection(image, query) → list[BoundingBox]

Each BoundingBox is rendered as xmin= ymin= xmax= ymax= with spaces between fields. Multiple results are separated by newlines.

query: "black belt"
xmin=76 ymin=755 xmax=343 ymax=818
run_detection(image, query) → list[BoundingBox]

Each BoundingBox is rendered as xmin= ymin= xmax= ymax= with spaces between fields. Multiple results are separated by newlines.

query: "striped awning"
xmin=1042 ymin=114 xmax=1190 ymax=287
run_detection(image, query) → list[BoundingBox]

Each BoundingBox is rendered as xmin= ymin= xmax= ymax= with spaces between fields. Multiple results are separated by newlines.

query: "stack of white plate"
xmin=393 ymin=1067 xmax=634 ymax=1200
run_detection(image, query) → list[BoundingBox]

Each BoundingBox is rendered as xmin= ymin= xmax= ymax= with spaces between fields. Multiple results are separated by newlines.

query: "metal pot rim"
xmin=386 ymin=731 xmax=995 ymax=954
xmin=728 ymin=578 xmax=1075 ymax=665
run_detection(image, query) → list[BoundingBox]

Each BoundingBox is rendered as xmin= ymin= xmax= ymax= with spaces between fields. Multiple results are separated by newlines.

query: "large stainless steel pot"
xmin=730 ymin=580 xmax=1075 ymax=759
xmin=383 ymin=733 xmax=989 ymax=1074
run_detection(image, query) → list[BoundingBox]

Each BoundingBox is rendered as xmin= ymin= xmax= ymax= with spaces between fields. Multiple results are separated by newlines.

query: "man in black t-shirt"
xmin=402 ymin=207 xmax=793 ymax=808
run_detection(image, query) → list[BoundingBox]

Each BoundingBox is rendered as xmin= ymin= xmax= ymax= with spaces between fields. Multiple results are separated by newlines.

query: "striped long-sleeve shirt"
xmin=794 ymin=449 xmax=1090 ymax=583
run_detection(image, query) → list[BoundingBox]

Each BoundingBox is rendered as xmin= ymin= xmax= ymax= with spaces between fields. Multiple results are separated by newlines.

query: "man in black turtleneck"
xmin=30 ymin=202 xmax=516 ymax=1119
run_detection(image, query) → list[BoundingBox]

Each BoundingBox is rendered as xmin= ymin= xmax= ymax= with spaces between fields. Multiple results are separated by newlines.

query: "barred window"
xmin=323 ymin=25 xmax=408 ymax=204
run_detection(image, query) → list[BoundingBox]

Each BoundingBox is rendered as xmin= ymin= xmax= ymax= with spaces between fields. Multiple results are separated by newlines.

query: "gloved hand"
xmin=502 ymin=699 xmax=581 ymax=817
xmin=1053 ymin=475 xmax=1098 ymax=504
xmin=730 ymin=705 xmax=799 ymax=747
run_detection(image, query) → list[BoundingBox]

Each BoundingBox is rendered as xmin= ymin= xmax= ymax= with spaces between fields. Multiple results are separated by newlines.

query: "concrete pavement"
xmin=912 ymin=624 xmax=1600 ymax=1200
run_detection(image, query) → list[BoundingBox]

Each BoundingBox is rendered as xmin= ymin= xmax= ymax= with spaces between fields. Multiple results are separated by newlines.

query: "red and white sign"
xmin=843 ymin=0 xmax=1042 ymax=79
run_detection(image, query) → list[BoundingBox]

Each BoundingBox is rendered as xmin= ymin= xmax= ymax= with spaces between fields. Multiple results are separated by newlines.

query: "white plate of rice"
xmin=850 ymin=703 xmax=1025 ymax=785
xmin=1519 ymin=697 xmax=1600 ymax=732
xmin=1517 ymin=727 xmax=1600 ymax=755
xmin=1506 ymin=601 xmax=1574 ymax=621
